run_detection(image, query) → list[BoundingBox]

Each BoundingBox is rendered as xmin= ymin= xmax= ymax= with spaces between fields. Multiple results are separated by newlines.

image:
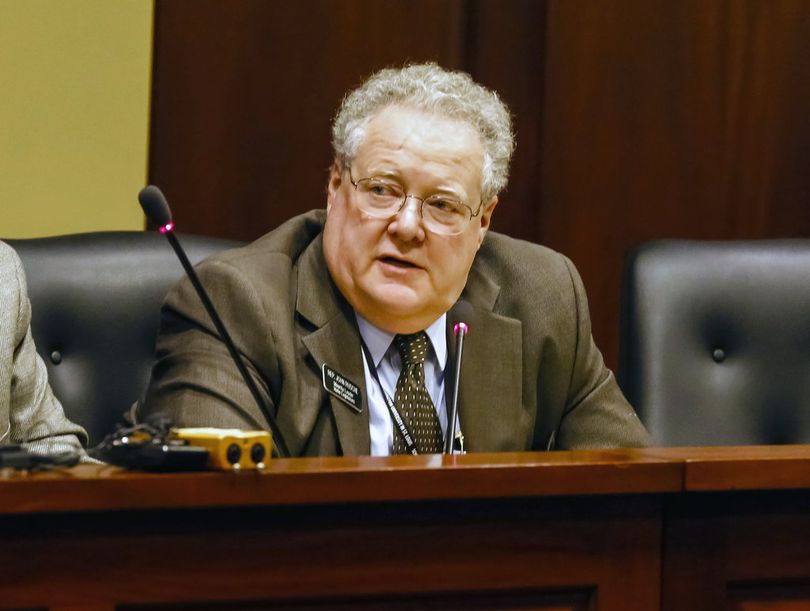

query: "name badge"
xmin=322 ymin=364 xmax=362 ymax=413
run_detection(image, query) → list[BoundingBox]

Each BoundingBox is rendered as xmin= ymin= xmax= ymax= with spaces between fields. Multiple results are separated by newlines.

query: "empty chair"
xmin=6 ymin=231 xmax=242 ymax=445
xmin=619 ymin=240 xmax=810 ymax=446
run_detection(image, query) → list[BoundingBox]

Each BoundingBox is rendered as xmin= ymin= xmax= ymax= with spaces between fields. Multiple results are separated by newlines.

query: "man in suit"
xmin=142 ymin=63 xmax=650 ymax=455
xmin=0 ymin=241 xmax=88 ymax=454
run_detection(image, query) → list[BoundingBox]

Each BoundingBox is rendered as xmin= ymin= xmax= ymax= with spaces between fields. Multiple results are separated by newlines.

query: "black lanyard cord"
xmin=359 ymin=339 xmax=419 ymax=455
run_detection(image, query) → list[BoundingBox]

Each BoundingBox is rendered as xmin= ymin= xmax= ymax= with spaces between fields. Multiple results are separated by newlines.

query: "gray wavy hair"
xmin=331 ymin=63 xmax=515 ymax=202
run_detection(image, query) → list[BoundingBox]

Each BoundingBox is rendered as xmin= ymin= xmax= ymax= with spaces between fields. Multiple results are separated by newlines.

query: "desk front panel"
xmin=0 ymin=494 xmax=661 ymax=611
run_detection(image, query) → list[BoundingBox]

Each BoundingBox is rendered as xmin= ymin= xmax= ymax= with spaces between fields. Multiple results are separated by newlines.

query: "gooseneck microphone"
xmin=445 ymin=300 xmax=472 ymax=454
xmin=138 ymin=185 xmax=290 ymax=458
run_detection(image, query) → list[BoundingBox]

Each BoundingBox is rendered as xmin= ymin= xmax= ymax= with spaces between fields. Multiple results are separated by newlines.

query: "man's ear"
xmin=326 ymin=161 xmax=342 ymax=213
xmin=477 ymin=196 xmax=498 ymax=247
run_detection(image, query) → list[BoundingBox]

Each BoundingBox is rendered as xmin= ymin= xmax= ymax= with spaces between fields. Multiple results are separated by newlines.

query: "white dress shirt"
xmin=356 ymin=313 xmax=448 ymax=456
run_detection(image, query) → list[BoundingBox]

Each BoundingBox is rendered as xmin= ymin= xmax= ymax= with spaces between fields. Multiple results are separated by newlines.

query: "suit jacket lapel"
xmin=295 ymin=235 xmax=371 ymax=456
xmin=447 ymin=264 xmax=524 ymax=451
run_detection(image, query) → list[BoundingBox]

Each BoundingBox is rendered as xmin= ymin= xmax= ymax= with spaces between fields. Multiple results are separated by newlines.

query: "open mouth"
xmin=381 ymin=256 xmax=417 ymax=268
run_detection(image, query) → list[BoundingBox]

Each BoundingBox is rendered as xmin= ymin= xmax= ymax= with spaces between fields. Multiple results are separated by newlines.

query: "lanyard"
xmin=359 ymin=339 xmax=420 ymax=455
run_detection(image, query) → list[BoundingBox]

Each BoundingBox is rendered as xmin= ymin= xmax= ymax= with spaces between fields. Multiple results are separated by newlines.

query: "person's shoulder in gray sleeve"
xmin=0 ymin=241 xmax=89 ymax=458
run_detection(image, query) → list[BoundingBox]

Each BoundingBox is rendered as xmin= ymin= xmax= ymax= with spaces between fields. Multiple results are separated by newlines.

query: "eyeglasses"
xmin=348 ymin=169 xmax=480 ymax=236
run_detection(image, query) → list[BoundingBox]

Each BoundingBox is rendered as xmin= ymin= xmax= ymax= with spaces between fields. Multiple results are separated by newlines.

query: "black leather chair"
xmin=6 ymin=231 xmax=242 ymax=445
xmin=619 ymin=239 xmax=810 ymax=446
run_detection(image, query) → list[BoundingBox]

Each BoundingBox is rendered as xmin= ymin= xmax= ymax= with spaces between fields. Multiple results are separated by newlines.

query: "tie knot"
xmin=394 ymin=332 xmax=429 ymax=366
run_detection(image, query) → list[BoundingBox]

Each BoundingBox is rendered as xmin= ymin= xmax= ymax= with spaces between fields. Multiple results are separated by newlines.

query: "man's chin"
xmin=357 ymin=287 xmax=434 ymax=332
xmin=371 ymin=291 xmax=422 ymax=317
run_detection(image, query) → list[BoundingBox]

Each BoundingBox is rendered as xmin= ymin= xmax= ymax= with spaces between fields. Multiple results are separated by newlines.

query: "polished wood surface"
xmin=3 ymin=447 xmax=810 ymax=610
xmin=0 ymin=449 xmax=680 ymax=515
xmin=6 ymin=446 xmax=810 ymax=515
xmin=650 ymin=445 xmax=810 ymax=491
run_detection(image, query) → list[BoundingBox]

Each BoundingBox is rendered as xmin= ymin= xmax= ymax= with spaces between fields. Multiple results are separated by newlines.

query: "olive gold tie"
xmin=392 ymin=332 xmax=443 ymax=454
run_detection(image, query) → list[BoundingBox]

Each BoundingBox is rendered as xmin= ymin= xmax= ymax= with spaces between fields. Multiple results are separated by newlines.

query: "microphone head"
xmin=138 ymin=185 xmax=173 ymax=228
xmin=451 ymin=300 xmax=473 ymax=335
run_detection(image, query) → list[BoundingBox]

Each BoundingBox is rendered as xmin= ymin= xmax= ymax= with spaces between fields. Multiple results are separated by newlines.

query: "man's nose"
xmin=388 ymin=196 xmax=426 ymax=241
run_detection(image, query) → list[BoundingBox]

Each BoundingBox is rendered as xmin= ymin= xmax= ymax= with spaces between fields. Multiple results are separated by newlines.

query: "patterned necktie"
xmin=392 ymin=332 xmax=444 ymax=454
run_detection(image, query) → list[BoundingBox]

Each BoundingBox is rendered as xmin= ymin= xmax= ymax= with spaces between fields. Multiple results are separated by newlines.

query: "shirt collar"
xmin=355 ymin=312 xmax=448 ymax=370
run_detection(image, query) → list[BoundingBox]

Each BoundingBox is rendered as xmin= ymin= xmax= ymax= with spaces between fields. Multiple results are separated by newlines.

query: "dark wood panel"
xmin=729 ymin=586 xmax=810 ymax=611
xmin=467 ymin=0 xmax=547 ymax=243
xmin=0 ymin=493 xmax=661 ymax=610
xmin=662 ymin=491 xmax=810 ymax=611
xmin=540 ymin=0 xmax=810 ymax=369
xmin=125 ymin=588 xmax=593 ymax=610
xmin=149 ymin=0 xmax=467 ymax=241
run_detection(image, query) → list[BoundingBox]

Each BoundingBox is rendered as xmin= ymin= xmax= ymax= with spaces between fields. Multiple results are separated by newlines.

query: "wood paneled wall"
xmin=149 ymin=0 xmax=810 ymax=371
xmin=539 ymin=0 xmax=810 ymax=371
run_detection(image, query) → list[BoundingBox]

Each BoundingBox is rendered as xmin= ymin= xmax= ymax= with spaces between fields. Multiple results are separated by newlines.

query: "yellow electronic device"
xmin=172 ymin=428 xmax=272 ymax=470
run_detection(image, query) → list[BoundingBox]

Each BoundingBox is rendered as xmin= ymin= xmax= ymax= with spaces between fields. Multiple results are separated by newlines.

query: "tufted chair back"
xmin=619 ymin=240 xmax=810 ymax=446
xmin=6 ymin=231 xmax=242 ymax=445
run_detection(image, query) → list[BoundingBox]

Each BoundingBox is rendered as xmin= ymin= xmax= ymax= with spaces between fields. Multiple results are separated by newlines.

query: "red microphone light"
xmin=453 ymin=321 xmax=469 ymax=335
xmin=159 ymin=222 xmax=175 ymax=234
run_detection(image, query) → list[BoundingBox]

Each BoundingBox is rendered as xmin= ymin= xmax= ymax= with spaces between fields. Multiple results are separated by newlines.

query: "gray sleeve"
xmin=2 ymin=245 xmax=88 ymax=455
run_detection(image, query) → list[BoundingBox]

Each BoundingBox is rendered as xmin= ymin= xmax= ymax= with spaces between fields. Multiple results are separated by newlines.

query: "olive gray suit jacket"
xmin=142 ymin=210 xmax=650 ymax=455
xmin=0 ymin=242 xmax=87 ymax=454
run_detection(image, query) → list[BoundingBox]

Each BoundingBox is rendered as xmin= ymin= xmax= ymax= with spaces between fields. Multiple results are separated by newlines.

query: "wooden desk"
xmin=1 ymin=448 xmax=809 ymax=611
xmin=652 ymin=446 xmax=810 ymax=611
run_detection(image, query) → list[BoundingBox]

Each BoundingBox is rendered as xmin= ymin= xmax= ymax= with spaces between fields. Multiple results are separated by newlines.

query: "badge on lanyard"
xmin=321 ymin=364 xmax=362 ymax=413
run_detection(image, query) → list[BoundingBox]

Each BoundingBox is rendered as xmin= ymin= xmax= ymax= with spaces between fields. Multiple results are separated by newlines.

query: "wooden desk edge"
xmin=0 ymin=449 xmax=682 ymax=514
xmin=5 ymin=446 xmax=810 ymax=514
xmin=644 ymin=445 xmax=810 ymax=491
